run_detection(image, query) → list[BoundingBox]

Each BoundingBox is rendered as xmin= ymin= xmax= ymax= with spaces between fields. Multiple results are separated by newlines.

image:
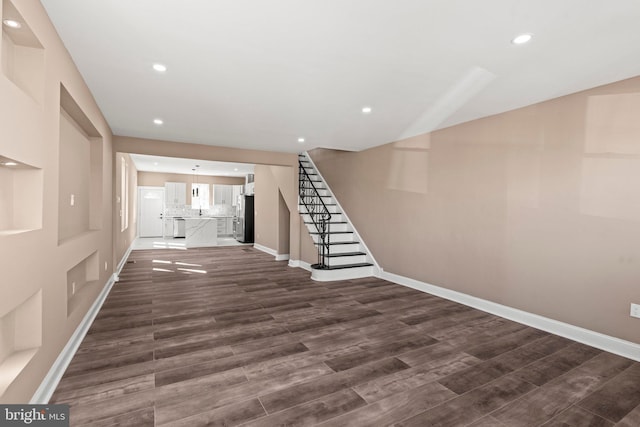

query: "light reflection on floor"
xmin=133 ymin=237 xmax=250 ymax=250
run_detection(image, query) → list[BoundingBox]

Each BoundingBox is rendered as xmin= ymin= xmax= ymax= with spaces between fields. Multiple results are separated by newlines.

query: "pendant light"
xmin=192 ymin=165 xmax=200 ymax=197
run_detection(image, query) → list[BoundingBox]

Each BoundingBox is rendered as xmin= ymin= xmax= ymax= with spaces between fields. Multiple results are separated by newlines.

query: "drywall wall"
xmin=310 ymin=75 xmax=640 ymax=345
xmin=114 ymin=135 xmax=297 ymax=167
xmin=0 ymin=0 xmax=113 ymax=403
xmin=254 ymin=165 xmax=279 ymax=252
xmin=253 ymin=165 xmax=304 ymax=260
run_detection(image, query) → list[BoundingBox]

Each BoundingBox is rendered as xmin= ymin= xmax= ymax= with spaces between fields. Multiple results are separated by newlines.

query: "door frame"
xmin=137 ymin=186 xmax=165 ymax=238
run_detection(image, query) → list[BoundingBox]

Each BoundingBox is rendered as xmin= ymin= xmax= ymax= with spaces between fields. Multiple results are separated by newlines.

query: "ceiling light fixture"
xmin=297 ymin=137 xmax=305 ymax=143
xmin=362 ymin=106 xmax=372 ymax=114
xmin=234 ymin=168 xmax=238 ymax=171
xmin=2 ymin=161 xmax=18 ymax=166
xmin=2 ymin=19 xmax=22 ymax=29
xmin=512 ymin=33 xmax=533 ymax=45
xmin=153 ymin=118 xmax=163 ymax=125
xmin=153 ymin=162 xmax=159 ymax=166
xmin=152 ymin=63 xmax=167 ymax=72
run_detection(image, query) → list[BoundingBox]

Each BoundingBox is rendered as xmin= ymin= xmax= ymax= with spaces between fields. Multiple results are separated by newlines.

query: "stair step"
xmin=305 ymin=221 xmax=347 ymax=225
xmin=316 ymin=241 xmax=360 ymax=246
xmin=326 ymin=251 xmax=367 ymax=257
xmin=309 ymin=231 xmax=353 ymax=235
xmin=313 ymin=262 xmax=374 ymax=270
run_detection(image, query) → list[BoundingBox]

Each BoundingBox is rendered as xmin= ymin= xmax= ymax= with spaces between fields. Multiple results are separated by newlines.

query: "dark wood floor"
xmin=51 ymin=246 xmax=640 ymax=426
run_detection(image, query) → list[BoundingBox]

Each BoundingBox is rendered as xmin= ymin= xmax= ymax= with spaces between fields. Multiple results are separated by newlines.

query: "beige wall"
xmin=114 ymin=135 xmax=297 ymax=167
xmin=254 ymin=165 xmax=279 ymax=251
xmin=254 ymin=165 xmax=302 ymax=258
xmin=310 ymin=75 xmax=640 ymax=345
xmin=0 ymin=0 xmax=113 ymax=402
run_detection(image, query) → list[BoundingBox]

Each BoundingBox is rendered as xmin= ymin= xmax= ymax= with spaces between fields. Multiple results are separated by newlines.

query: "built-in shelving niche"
xmin=1 ymin=0 xmax=45 ymax=104
xmin=67 ymin=251 xmax=99 ymax=316
xmin=0 ymin=289 xmax=42 ymax=397
xmin=58 ymin=84 xmax=103 ymax=245
xmin=0 ymin=155 xmax=43 ymax=235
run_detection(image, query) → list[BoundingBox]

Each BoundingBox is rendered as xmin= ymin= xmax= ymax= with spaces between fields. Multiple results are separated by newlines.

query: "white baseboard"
xmin=30 ymin=244 xmax=134 ymax=404
xmin=253 ymin=243 xmax=289 ymax=261
xmin=379 ymin=270 xmax=640 ymax=362
xmin=288 ymin=259 xmax=312 ymax=272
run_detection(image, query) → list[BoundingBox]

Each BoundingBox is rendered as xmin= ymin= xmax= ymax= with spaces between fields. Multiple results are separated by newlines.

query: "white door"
xmin=139 ymin=187 xmax=164 ymax=237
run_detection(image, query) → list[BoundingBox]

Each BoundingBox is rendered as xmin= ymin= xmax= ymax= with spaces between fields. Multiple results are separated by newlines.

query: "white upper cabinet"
xmin=213 ymin=184 xmax=234 ymax=206
xmin=165 ymin=182 xmax=187 ymax=205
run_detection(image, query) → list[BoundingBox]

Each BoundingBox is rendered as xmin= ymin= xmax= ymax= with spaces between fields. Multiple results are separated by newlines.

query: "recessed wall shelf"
xmin=67 ymin=251 xmax=99 ymax=316
xmin=58 ymin=84 xmax=103 ymax=244
xmin=0 ymin=154 xmax=43 ymax=235
xmin=1 ymin=0 xmax=45 ymax=104
xmin=0 ymin=289 xmax=42 ymax=397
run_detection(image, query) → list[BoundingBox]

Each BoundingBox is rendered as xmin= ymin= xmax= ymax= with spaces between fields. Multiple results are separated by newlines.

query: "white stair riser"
xmin=311 ymin=266 xmax=375 ymax=281
xmin=327 ymin=255 xmax=368 ymax=266
xmin=311 ymin=233 xmax=354 ymax=244
xmin=300 ymin=192 xmax=331 ymax=200
xmin=324 ymin=243 xmax=362 ymax=254
xmin=301 ymin=213 xmax=345 ymax=223
xmin=304 ymin=222 xmax=350 ymax=233
xmin=300 ymin=204 xmax=340 ymax=214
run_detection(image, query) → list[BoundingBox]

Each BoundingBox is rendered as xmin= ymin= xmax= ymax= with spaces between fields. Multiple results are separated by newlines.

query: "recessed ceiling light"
xmin=153 ymin=118 xmax=163 ymax=125
xmin=234 ymin=168 xmax=239 ymax=171
xmin=3 ymin=161 xmax=18 ymax=166
xmin=297 ymin=137 xmax=305 ymax=143
xmin=3 ymin=19 xmax=22 ymax=29
xmin=512 ymin=33 xmax=533 ymax=45
xmin=362 ymin=106 xmax=372 ymax=114
xmin=153 ymin=162 xmax=159 ymax=166
xmin=152 ymin=63 xmax=167 ymax=72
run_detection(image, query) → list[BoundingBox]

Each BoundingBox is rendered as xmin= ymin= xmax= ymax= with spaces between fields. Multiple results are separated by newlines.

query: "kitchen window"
xmin=191 ymin=183 xmax=210 ymax=209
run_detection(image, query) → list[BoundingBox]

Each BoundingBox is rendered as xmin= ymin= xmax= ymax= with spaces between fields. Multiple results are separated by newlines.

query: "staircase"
xmin=298 ymin=153 xmax=377 ymax=281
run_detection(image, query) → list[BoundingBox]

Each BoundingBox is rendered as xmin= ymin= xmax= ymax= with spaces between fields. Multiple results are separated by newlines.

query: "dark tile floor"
xmin=50 ymin=246 xmax=640 ymax=426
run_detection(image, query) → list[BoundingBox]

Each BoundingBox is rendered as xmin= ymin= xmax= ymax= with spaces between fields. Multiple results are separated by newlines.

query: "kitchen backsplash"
xmin=165 ymin=204 xmax=235 ymax=217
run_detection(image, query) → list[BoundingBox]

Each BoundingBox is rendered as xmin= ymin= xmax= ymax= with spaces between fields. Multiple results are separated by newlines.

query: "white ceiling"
xmin=129 ymin=154 xmax=254 ymax=177
xmin=41 ymin=0 xmax=640 ymax=154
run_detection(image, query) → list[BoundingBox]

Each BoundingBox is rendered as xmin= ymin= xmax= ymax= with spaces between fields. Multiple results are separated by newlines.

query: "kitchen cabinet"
xmin=163 ymin=218 xmax=174 ymax=238
xmin=214 ymin=217 xmax=234 ymax=236
xmin=213 ymin=185 xmax=233 ymax=206
xmin=165 ymin=182 xmax=186 ymax=205
xmin=216 ymin=218 xmax=226 ymax=235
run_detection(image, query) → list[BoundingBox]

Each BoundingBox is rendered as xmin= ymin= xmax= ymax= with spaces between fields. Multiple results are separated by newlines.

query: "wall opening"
xmin=1 ymin=0 xmax=44 ymax=104
xmin=0 ymin=289 xmax=42 ymax=397
xmin=66 ymin=251 xmax=99 ymax=316
xmin=0 ymin=155 xmax=43 ymax=235
xmin=58 ymin=84 xmax=103 ymax=244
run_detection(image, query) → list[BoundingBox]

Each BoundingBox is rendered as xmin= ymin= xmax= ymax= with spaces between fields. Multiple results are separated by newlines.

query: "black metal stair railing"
xmin=299 ymin=160 xmax=332 ymax=269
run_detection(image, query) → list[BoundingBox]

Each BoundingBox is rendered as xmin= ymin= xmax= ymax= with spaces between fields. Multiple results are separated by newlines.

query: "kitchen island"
xmin=184 ymin=217 xmax=218 ymax=248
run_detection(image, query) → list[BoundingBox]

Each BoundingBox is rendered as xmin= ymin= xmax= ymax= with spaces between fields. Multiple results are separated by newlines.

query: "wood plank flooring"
xmin=50 ymin=246 xmax=640 ymax=426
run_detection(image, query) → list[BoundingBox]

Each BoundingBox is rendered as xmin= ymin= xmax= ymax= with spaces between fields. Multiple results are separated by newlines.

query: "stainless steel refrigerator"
xmin=233 ymin=194 xmax=254 ymax=243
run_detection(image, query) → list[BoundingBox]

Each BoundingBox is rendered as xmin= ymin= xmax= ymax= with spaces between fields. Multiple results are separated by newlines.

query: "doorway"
xmin=138 ymin=186 xmax=164 ymax=237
